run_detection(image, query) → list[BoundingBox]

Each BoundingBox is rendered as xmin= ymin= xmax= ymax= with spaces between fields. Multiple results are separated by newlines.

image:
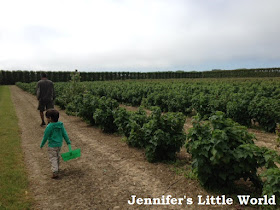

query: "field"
xmin=2 ymin=77 xmax=280 ymax=209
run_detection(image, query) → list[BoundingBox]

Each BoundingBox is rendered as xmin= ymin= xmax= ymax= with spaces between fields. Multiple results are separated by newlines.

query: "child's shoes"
xmin=52 ymin=172 xmax=59 ymax=179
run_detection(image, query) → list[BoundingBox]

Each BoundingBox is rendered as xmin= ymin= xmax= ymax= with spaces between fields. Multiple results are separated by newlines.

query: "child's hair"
xmin=45 ymin=109 xmax=59 ymax=122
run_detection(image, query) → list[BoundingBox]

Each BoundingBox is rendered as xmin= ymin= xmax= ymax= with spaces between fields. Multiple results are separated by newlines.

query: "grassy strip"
xmin=0 ymin=86 xmax=32 ymax=209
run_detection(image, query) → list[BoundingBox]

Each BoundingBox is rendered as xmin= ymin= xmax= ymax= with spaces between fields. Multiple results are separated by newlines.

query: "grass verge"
xmin=0 ymin=86 xmax=33 ymax=209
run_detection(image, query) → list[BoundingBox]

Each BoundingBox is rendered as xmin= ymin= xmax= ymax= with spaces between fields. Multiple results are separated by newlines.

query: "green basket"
xmin=61 ymin=144 xmax=81 ymax=161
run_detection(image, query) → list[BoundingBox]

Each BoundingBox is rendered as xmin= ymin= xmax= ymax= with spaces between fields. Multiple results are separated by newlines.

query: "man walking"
xmin=36 ymin=72 xmax=55 ymax=126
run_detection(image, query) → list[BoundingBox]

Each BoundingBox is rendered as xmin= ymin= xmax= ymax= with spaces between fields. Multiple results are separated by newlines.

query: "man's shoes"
xmin=52 ymin=172 xmax=59 ymax=179
xmin=40 ymin=121 xmax=46 ymax=127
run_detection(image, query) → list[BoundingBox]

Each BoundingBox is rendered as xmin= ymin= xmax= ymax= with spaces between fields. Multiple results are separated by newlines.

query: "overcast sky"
xmin=0 ymin=0 xmax=280 ymax=72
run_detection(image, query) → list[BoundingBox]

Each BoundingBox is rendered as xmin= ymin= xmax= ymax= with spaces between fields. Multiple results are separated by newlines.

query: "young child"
xmin=40 ymin=109 xmax=71 ymax=179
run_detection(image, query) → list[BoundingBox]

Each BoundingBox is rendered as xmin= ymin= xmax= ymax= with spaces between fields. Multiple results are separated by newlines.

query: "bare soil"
xmin=10 ymin=86 xmax=278 ymax=210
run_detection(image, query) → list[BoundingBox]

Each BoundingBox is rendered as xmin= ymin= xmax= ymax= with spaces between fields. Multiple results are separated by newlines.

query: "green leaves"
xmin=248 ymin=96 xmax=280 ymax=132
xmin=186 ymin=111 xmax=261 ymax=190
xmin=92 ymin=97 xmax=119 ymax=133
xmin=143 ymin=108 xmax=187 ymax=162
xmin=187 ymin=111 xmax=280 ymax=195
xmin=115 ymin=106 xmax=187 ymax=162
xmin=261 ymin=168 xmax=280 ymax=204
xmin=114 ymin=107 xmax=148 ymax=148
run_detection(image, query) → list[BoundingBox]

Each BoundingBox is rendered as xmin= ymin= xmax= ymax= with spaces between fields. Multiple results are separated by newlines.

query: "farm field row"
xmin=18 ymin=77 xmax=280 ymax=132
xmin=122 ymin=104 xmax=279 ymax=152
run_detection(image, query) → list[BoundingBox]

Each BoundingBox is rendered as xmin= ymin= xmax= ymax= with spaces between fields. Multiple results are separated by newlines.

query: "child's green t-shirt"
xmin=40 ymin=121 xmax=71 ymax=148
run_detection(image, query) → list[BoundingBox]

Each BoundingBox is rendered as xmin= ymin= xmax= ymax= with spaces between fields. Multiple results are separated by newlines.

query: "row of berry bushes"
xmin=16 ymin=81 xmax=280 ymax=201
xmin=16 ymin=81 xmax=186 ymax=163
xmin=62 ymin=78 xmax=280 ymax=133
xmin=187 ymin=111 xmax=280 ymax=202
xmin=65 ymin=92 xmax=186 ymax=162
xmin=16 ymin=78 xmax=280 ymax=133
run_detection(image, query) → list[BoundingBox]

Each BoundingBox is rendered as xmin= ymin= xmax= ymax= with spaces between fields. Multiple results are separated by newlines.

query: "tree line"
xmin=1 ymin=67 xmax=280 ymax=85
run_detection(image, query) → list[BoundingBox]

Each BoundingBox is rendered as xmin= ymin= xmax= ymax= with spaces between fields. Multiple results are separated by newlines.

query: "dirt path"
xmin=10 ymin=86 xmax=275 ymax=210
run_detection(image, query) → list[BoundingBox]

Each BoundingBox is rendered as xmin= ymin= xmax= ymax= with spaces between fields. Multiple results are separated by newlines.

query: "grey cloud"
xmin=1 ymin=0 xmax=280 ymax=71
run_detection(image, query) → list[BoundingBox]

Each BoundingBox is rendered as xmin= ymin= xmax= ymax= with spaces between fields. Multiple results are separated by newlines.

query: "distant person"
xmin=40 ymin=109 xmax=71 ymax=179
xmin=36 ymin=73 xmax=55 ymax=126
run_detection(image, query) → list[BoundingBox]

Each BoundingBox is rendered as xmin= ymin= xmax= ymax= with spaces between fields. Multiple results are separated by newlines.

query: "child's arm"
xmin=36 ymin=82 xmax=40 ymax=100
xmin=62 ymin=124 xmax=71 ymax=145
xmin=40 ymin=126 xmax=51 ymax=148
